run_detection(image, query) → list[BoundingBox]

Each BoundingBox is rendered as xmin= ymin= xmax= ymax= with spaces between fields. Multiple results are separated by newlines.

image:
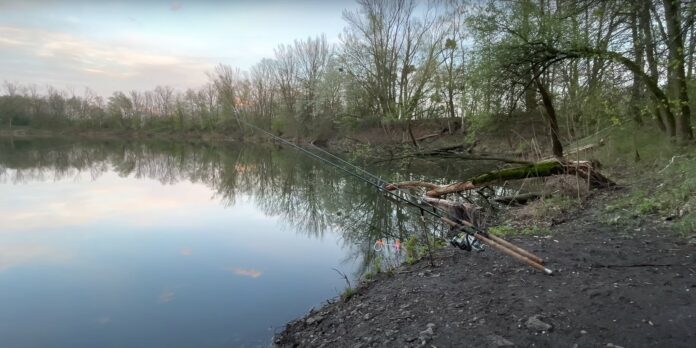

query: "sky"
xmin=0 ymin=0 xmax=357 ymax=96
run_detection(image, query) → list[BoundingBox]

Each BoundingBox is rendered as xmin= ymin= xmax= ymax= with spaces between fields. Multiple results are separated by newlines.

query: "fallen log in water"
xmin=385 ymin=159 xmax=614 ymax=198
xmin=493 ymin=192 xmax=544 ymax=205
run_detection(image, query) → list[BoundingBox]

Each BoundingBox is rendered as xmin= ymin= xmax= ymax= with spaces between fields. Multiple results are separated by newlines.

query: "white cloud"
xmin=0 ymin=25 xmax=214 ymax=95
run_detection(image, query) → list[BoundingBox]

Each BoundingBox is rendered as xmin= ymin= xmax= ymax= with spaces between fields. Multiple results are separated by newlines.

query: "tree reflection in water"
xmin=0 ymin=138 xmax=497 ymax=276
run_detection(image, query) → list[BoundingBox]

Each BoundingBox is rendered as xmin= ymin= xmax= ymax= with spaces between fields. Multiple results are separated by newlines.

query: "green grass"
xmin=489 ymin=224 xmax=551 ymax=237
xmin=402 ymin=233 xmax=448 ymax=265
xmin=404 ymin=235 xmax=420 ymax=264
xmin=674 ymin=214 xmax=696 ymax=235
xmin=488 ymin=225 xmax=516 ymax=236
xmin=340 ymin=287 xmax=356 ymax=302
xmin=593 ymin=126 xmax=696 ymax=235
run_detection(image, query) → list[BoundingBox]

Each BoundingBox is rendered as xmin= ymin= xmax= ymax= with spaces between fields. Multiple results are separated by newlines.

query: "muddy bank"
xmin=275 ymin=195 xmax=696 ymax=347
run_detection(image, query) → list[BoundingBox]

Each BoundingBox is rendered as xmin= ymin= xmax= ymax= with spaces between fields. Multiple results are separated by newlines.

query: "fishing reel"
xmin=450 ymin=232 xmax=485 ymax=252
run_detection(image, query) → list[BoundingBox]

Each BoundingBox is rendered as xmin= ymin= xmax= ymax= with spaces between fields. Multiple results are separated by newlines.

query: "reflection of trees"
xmin=0 ymin=139 xmax=494 ymax=275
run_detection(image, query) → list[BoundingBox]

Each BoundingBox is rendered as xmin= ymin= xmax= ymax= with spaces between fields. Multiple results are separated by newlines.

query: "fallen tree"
xmin=385 ymin=159 xmax=614 ymax=197
xmin=375 ymin=141 xmax=529 ymax=165
xmin=493 ymin=192 xmax=544 ymax=205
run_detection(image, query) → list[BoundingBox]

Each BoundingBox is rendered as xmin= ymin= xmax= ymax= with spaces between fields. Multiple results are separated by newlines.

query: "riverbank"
xmin=274 ymin=190 xmax=696 ymax=347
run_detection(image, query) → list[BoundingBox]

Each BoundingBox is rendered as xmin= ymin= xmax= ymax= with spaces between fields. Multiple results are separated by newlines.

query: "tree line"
xmin=1 ymin=0 xmax=694 ymax=153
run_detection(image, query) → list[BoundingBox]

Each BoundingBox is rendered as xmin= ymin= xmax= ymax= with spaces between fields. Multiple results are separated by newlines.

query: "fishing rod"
xmin=233 ymin=114 xmax=552 ymax=275
xmin=307 ymin=143 xmax=551 ymax=274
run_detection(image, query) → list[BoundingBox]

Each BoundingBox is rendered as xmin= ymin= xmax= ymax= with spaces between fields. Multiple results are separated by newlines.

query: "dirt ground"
xmin=275 ymin=195 xmax=696 ymax=347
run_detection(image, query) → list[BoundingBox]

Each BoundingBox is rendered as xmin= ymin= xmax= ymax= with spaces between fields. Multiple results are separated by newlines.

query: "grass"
xmin=593 ymin=126 xmax=696 ymax=235
xmin=402 ymin=233 xmax=448 ymax=265
xmin=340 ymin=287 xmax=356 ymax=302
xmin=674 ymin=214 xmax=696 ymax=234
xmin=534 ymin=195 xmax=582 ymax=218
xmin=404 ymin=235 xmax=421 ymax=265
xmin=489 ymin=224 xmax=551 ymax=237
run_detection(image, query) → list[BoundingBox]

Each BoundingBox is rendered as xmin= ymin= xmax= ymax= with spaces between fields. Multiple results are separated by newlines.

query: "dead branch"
xmin=385 ymin=159 xmax=614 ymax=198
xmin=414 ymin=132 xmax=441 ymax=142
xmin=375 ymin=148 xmax=530 ymax=165
xmin=493 ymin=192 xmax=544 ymax=205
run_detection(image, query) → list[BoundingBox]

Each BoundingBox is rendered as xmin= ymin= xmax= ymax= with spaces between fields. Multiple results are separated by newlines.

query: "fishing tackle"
xmin=450 ymin=232 xmax=485 ymax=252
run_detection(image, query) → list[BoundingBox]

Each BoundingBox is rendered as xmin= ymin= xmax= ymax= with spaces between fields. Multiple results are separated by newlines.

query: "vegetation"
xmin=489 ymin=224 xmax=551 ymax=237
xmin=0 ymin=0 xmax=693 ymax=146
xmin=599 ymin=126 xmax=696 ymax=233
xmin=340 ymin=287 xmax=357 ymax=302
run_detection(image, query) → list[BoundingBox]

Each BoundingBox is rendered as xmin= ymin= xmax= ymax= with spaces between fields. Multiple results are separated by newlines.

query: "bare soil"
xmin=275 ymin=194 xmax=696 ymax=347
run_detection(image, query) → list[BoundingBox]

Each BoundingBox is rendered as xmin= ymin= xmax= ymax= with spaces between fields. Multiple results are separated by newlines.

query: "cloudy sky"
xmin=0 ymin=0 xmax=356 ymax=96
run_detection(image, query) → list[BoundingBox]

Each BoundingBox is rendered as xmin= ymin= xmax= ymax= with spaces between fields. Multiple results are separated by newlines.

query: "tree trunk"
xmin=640 ymin=0 xmax=676 ymax=136
xmin=663 ymin=0 xmax=693 ymax=143
xmin=630 ymin=7 xmax=644 ymax=125
xmin=525 ymin=71 xmax=537 ymax=112
xmin=385 ymin=159 xmax=614 ymax=198
xmin=534 ymin=77 xmax=563 ymax=158
xmin=446 ymin=47 xmax=457 ymax=121
xmin=688 ymin=23 xmax=695 ymax=80
xmin=407 ymin=122 xmax=419 ymax=150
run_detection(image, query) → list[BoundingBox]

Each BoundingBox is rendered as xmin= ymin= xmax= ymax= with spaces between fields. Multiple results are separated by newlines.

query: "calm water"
xmin=0 ymin=139 xmax=491 ymax=347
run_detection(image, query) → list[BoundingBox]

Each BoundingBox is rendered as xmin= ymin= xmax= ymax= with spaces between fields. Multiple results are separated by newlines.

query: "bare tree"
xmin=249 ymin=58 xmax=277 ymax=127
xmin=341 ymin=0 xmax=442 ymax=120
xmin=273 ymin=44 xmax=300 ymax=116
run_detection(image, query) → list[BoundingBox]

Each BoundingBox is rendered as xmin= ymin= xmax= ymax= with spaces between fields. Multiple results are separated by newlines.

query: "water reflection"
xmin=0 ymin=244 xmax=72 ymax=271
xmin=0 ymin=139 xmax=493 ymax=272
